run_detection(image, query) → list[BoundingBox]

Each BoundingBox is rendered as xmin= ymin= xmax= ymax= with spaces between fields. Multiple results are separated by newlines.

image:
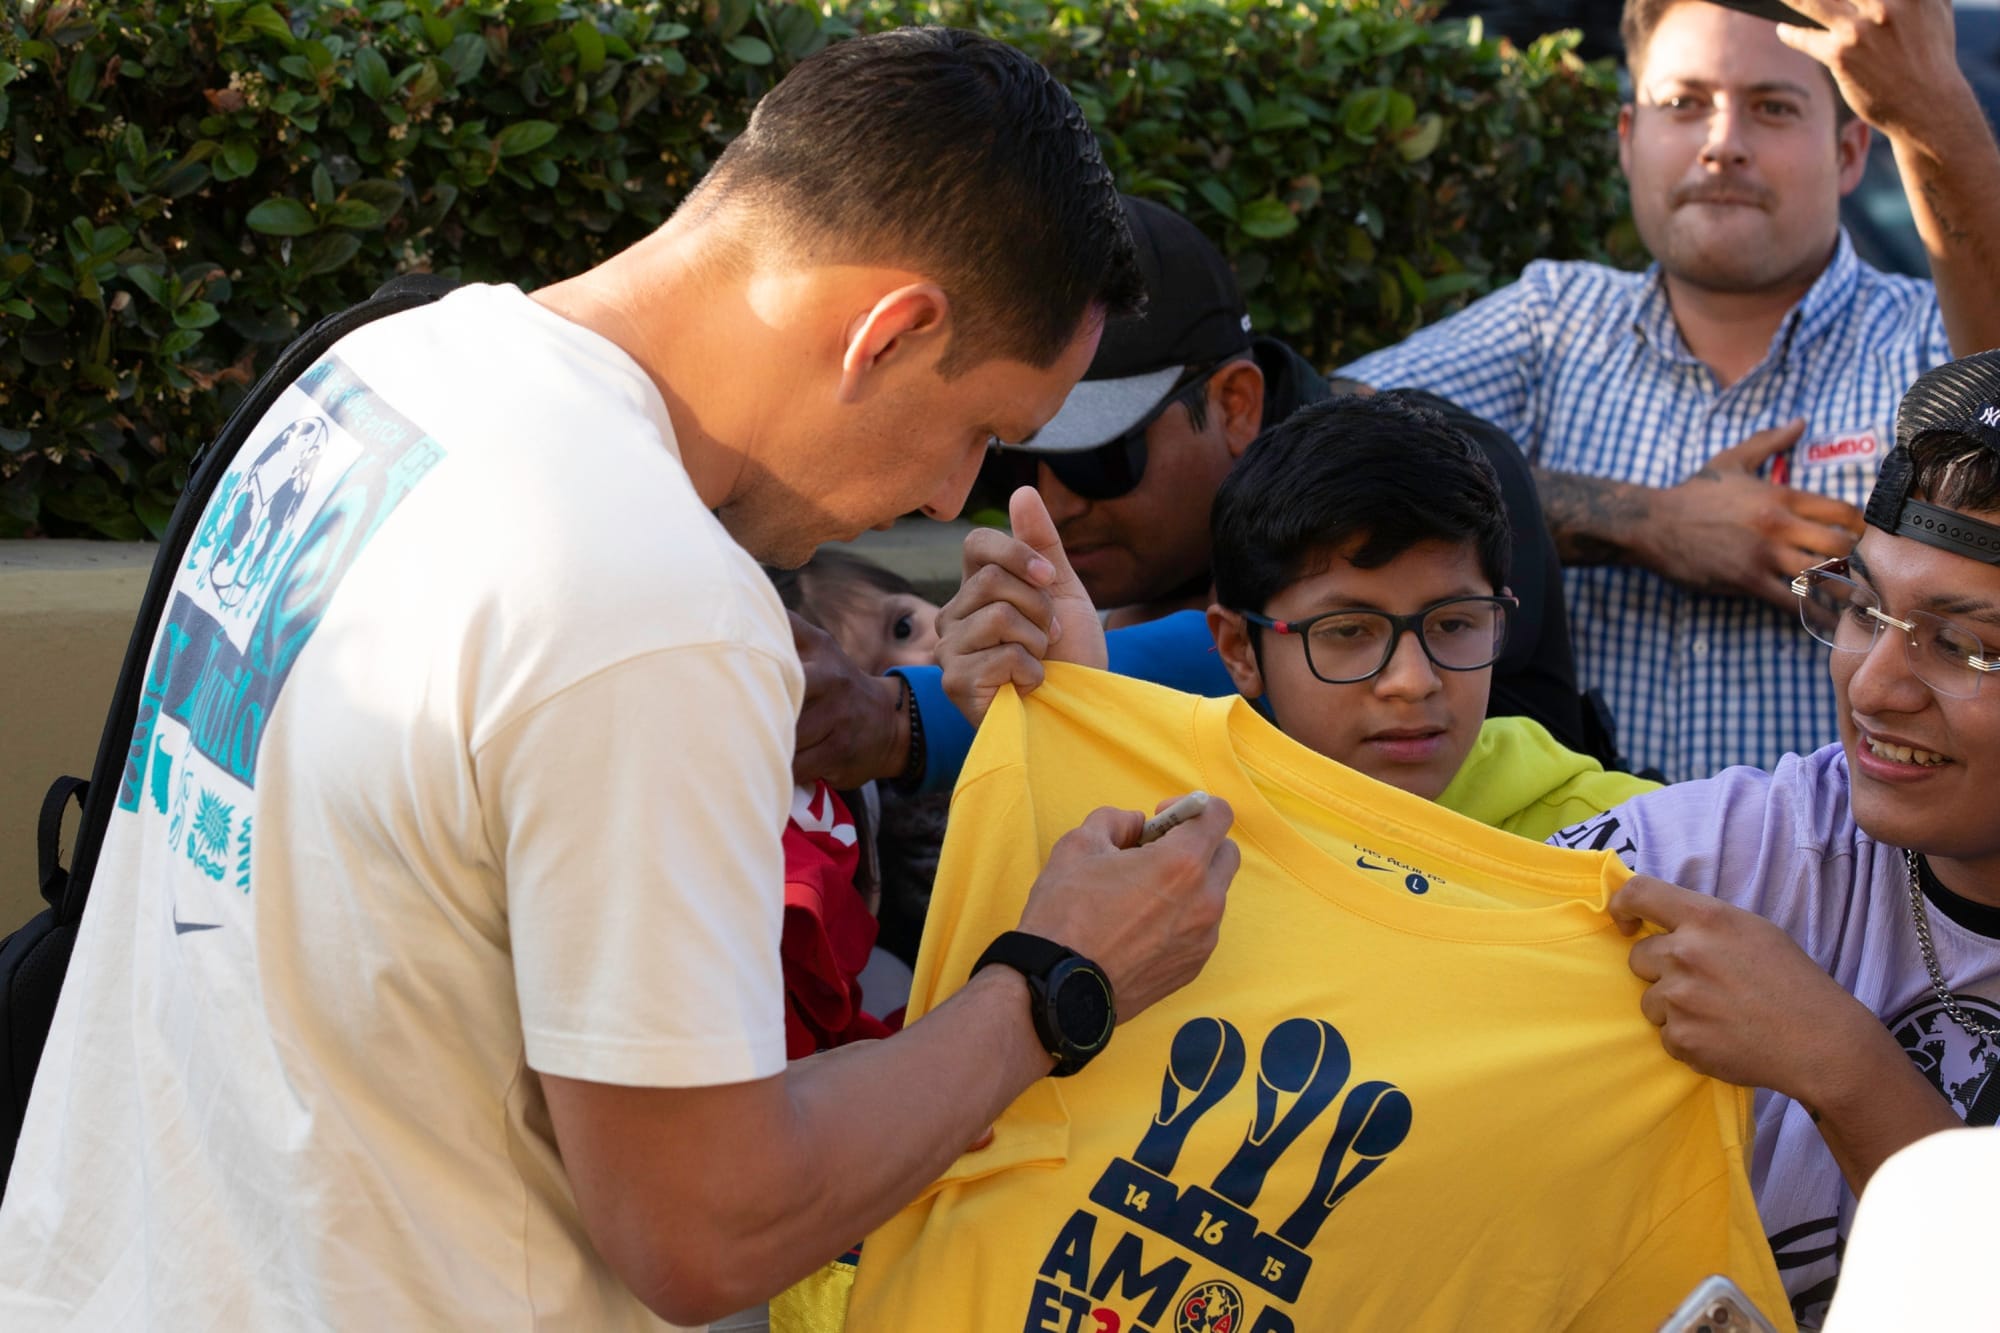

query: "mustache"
xmin=1672 ymin=179 xmax=1773 ymax=209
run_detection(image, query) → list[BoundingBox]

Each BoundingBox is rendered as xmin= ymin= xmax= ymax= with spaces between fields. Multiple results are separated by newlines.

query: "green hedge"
xmin=0 ymin=0 xmax=1629 ymax=539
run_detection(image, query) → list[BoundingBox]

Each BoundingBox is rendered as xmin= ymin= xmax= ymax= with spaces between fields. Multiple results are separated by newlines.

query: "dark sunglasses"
xmin=998 ymin=361 xmax=1222 ymax=502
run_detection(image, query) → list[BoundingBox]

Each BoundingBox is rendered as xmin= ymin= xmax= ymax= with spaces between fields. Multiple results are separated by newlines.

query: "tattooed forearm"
xmin=1919 ymin=178 xmax=1972 ymax=246
xmin=1531 ymin=467 xmax=1655 ymax=567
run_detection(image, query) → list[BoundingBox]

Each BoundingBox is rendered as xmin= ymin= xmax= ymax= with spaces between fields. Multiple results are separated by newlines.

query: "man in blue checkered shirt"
xmin=1339 ymin=0 xmax=2000 ymax=781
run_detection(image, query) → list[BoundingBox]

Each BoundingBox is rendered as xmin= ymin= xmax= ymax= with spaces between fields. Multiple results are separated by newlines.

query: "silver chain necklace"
xmin=1905 ymin=848 xmax=2000 ymax=1048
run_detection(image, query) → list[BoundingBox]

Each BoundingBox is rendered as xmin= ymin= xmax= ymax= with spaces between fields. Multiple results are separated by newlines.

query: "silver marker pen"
xmin=1139 ymin=790 xmax=1210 ymax=845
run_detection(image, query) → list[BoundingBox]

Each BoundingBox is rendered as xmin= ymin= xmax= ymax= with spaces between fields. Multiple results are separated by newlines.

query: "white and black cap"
xmin=1013 ymin=195 xmax=1253 ymax=453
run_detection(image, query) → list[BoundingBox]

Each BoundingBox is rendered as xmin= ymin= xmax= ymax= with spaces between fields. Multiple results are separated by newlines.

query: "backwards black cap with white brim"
xmin=1866 ymin=350 xmax=2000 ymax=567
xmin=1009 ymin=194 xmax=1253 ymax=454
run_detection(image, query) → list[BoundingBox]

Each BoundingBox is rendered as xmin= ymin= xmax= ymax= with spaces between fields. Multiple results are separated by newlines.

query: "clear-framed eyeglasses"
xmin=1236 ymin=595 xmax=1516 ymax=685
xmin=1791 ymin=558 xmax=2000 ymax=699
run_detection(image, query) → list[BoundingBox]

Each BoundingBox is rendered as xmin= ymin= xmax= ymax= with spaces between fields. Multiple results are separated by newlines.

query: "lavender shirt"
xmin=1551 ymin=744 xmax=2000 ymax=1329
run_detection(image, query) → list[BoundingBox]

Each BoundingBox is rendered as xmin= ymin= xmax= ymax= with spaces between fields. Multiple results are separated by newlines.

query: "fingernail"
xmin=1028 ymin=557 xmax=1056 ymax=584
xmin=1049 ymin=617 xmax=1064 ymax=643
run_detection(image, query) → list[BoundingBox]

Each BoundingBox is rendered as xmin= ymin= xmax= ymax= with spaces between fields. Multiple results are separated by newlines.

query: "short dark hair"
xmin=1621 ymin=0 xmax=1854 ymax=127
xmin=692 ymin=27 xmax=1144 ymax=373
xmin=1211 ymin=393 xmax=1511 ymax=615
xmin=1909 ymin=433 xmax=2000 ymax=517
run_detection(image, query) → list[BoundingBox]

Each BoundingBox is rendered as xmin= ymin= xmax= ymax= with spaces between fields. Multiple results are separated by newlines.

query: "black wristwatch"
xmin=972 ymin=931 xmax=1116 ymax=1077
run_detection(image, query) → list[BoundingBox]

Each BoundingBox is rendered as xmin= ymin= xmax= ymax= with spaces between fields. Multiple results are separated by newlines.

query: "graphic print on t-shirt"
xmin=118 ymin=355 xmax=445 ymax=927
xmin=1888 ymin=993 xmax=2000 ymax=1125
xmin=1028 ymin=1014 xmax=1410 ymax=1332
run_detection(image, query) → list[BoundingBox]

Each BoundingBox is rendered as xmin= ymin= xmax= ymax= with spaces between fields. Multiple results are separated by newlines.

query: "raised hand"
xmin=936 ymin=486 xmax=1108 ymax=726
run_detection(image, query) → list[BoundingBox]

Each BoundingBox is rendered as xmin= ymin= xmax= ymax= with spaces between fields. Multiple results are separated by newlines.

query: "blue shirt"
xmin=1337 ymin=233 xmax=1949 ymax=782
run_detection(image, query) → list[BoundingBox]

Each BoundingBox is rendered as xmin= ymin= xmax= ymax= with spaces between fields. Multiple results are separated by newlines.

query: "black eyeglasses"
xmin=998 ymin=361 xmax=1222 ymax=502
xmin=1237 ymin=596 xmax=1516 ymax=685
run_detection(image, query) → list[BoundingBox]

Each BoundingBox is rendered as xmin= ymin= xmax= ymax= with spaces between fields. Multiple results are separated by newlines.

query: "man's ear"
xmin=1616 ymin=102 xmax=1635 ymax=181
xmin=1207 ymin=605 xmax=1265 ymax=700
xmin=1835 ymin=117 xmax=1871 ymax=197
xmin=1216 ymin=360 xmax=1266 ymax=458
xmin=838 ymin=282 xmax=950 ymax=403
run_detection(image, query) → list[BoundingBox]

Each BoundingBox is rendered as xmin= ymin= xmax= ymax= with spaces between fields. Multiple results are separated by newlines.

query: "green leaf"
xmin=90 ymin=225 xmax=132 ymax=260
xmin=322 ymin=198 xmax=383 ymax=229
xmin=343 ymin=179 xmax=407 ymax=221
xmin=125 ymin=265 xmax=169 ymax=306
xmin=1342 ymin=87 xmax=1390 ymax=140
xmin=1385 ymin=91 xmax=1417 ymax=135
xmin=1222 ymin=78 xmax=1254 ymax=125
xmin=172 ymin=300 xmax=220 ymax=330
xmin=571 ymin=19 xmax=606 ymax=75
xmin=238 ymin=4 xmax=294 ymax=45
xmin=1195 ymin=179 xmax=1237 ymax=221
xmin=713 ymin=0 xmax=753 ymax=41
xmin=134 ymin=493 xmax=176 ymax=542
xmin=529 ymin=158 xmax=560 ymax=187
xmin=354 ymin=45 xmax=392 ymax=101
xmin=222 ymin=138 xmax=259 ymax=177
xmin=1396 ymin=113 xmax=1444 ymax=163
xmin=1238 ymin=197 xmax=1299 ymax=240
xmin=159 ymin=328 xmax=202 ymax=357
xmin=291 ymin=230 xmax=362 ymax=277
xmin=1251 ymin=100 xmax=1309 ymax=133
xmin=311 ymin=163 xmax=335 ymax=206
xmin=442 ymin=33 xmax=486 ymax=84
xmin=245 ymin=197 xmax=318 ymax=236
xmin=1423 ymin=272 xmax=1484 ymax=300
xmin=493 ymin=119 xmax=558 ymax=157
xmin=66 ymin=49 xmax=99 ymax=105
xmin=723 ymin=35 xmax=773 ymax=66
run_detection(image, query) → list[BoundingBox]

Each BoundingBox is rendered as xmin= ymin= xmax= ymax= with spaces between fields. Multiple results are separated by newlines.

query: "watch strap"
xmin=973 ymin=930 xmax=1078 ymax=980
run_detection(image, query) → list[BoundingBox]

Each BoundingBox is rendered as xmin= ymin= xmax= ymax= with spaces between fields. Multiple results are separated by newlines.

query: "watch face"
xmin=1050 ymin=959 xmax=1115 ymax=1051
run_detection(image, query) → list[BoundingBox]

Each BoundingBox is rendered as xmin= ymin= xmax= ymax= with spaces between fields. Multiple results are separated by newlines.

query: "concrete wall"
xmin=0 ymin=521 xmax=973 ymax=932
xmin=0 ymin=542 xmax=156 ymax=928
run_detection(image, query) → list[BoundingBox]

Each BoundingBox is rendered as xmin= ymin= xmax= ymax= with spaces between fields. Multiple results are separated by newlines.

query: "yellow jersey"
xmin=846 ymin=667 xmax=1790 ymax=1332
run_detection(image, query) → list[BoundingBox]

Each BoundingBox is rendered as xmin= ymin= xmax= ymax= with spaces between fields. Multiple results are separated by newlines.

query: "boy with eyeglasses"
xmin=1569 ymin=349 xmax=2000 ymax=1326
xmin=949 ymin=391 xmax=1658 ymax=840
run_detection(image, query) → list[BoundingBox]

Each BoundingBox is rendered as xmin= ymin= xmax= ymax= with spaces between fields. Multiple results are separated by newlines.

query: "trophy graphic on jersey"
xmin=1089 ymin=1016 xmax=1412 ymax=1303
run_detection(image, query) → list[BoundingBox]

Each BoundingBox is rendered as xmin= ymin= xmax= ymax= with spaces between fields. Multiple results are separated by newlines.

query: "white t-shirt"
xmin=0 ymin=285 xmax=799 ymax=1330
xmin=1822 ymin=1126 xmax=2000 ymax=1331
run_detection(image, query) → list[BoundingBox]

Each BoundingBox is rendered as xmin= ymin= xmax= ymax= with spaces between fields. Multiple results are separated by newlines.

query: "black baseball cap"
xmin=1011 ymin=195 xmax=1253 ymax=453
xmin=1865 ymin=351 xmax=2000 ymax=567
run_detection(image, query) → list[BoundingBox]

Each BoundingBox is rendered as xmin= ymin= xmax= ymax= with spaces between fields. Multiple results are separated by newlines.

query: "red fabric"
xmin=782 ymin=783 xmax=893 ymax=1058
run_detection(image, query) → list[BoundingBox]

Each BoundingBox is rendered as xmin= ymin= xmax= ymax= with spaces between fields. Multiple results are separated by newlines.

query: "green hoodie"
xmin=1436 ymin=715 xmax=1660 ymax=842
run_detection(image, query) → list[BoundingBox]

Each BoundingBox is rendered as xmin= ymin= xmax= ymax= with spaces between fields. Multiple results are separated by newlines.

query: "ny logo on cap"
xmin=1979 ymin=405 xmax=2000 ymax=430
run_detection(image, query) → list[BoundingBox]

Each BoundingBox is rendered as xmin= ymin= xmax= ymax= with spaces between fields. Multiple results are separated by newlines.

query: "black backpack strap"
xmin=36 ymin=778 xmax=88 ymax=913
xmin=53 ymin=274 xmax=461 ymax=923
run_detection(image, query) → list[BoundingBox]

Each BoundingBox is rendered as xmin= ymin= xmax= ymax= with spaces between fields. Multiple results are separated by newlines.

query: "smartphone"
xmin=1139 ymin=791 xmax=1209 ymax=845
xmin=1656 ymin=1274 xmax=1782 ymax=1333
xmin=1700 ymin=0 xmax=1823 ymax=29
